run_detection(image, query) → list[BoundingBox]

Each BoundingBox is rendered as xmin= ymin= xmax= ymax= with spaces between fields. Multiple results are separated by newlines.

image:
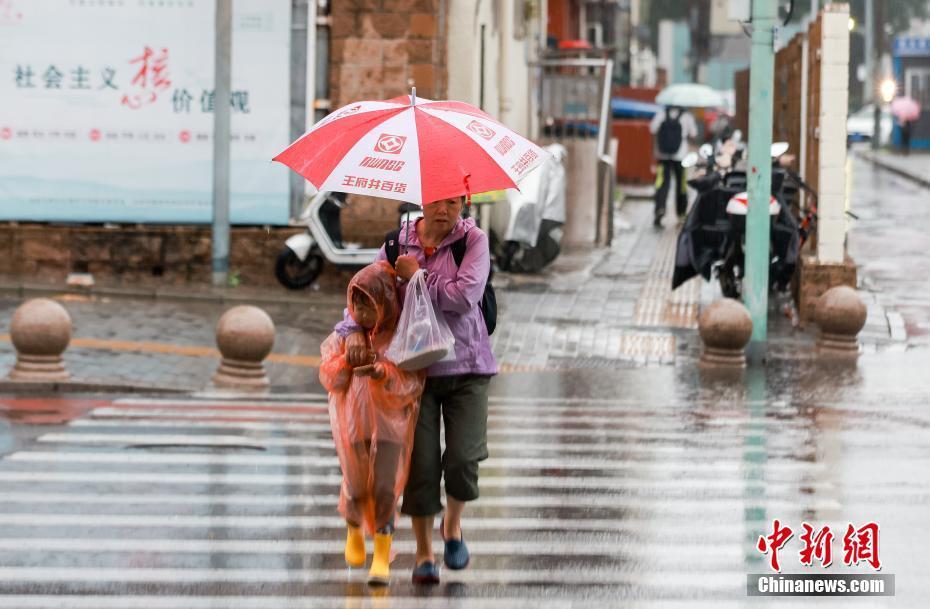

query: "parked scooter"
xmin=275 ymin=192 xmax=421 ymax=290
xmin=673 ymin=141 xmax=806 ymax=298
xmin=495 ymin=143 xmax=568 ymax=273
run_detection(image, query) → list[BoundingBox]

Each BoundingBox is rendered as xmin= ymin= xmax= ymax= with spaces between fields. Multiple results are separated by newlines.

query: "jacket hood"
xmin=347 ymin=261 xmax=399 ymax=335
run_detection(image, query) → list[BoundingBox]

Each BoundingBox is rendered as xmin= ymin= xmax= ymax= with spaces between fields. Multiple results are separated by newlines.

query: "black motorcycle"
xmin=672 ymin=142 xmax=811 ymax=299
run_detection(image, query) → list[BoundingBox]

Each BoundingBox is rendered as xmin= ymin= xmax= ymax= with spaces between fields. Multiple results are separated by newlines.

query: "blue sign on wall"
xmin=894 ymin=37 xmax=930 ymax=58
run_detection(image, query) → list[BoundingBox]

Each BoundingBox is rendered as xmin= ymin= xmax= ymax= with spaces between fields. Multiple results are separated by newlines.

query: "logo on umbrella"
xmin=375 ymin=133 xmax=406 ymax=154
xmin=467 ymin=120 xmax=496 ymax=141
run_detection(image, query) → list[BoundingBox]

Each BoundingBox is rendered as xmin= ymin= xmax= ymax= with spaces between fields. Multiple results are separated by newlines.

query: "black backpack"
xmin=657 ymin=108 xmax=683 ymax=156
xmin=384 ymin=228 xmax=497 ymax=335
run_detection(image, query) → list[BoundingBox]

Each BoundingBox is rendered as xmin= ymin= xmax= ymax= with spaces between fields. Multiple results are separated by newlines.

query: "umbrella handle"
xmin=404 ymin=209 xmax=410 ymax=255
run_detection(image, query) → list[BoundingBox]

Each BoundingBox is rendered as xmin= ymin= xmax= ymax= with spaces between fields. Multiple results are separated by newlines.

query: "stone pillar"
xmin=8 ymin=298 xmax=72 ymax=381
xmin=815 ymin=5 xmax=850 ymax=265
xmin=794 ymin=5 xmax=855 ymax=326
xmin=212 ymin=306 xmax=276 ymax=391
xmin=816 ymin=285 xmax=866 ymax=354
xmin=698 ymin=299 xmax=753 ymax=367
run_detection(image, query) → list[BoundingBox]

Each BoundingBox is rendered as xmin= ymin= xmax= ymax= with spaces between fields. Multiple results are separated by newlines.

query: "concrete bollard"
xmin=815 ymin=286 xmax=866 ymax=354
xmin=8 ymin=298 xmax=72 ymax=381
xmin=698 ymin=298 xmax=753 ymax=367
xmin=212 ymin=305 xmax=276 ymax=391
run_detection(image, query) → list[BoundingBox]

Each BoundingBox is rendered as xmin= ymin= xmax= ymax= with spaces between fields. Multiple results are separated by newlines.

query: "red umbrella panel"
xmin=273 ymin=94 xmax=549 ymax=205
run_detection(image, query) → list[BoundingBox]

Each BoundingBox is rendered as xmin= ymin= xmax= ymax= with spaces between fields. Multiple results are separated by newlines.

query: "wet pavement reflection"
xmin=0 ymin=159 xmax=927 ymax=607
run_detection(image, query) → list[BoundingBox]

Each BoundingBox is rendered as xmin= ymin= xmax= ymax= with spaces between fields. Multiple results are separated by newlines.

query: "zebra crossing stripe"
xmin=0 ymin=567 xmax=740 ymax=587
xmin=0 ymin=470 xmax=830 ymax=492
xmin=0 ymin=537 xmax=742 ymax=556
xmin=70 ymin=417 xmax=811 ymax=444
xmin=35 ymin=432 xmax=776 ymax=456
xmin=0 ymin=492 xmax=845 ymax=511
xmin=0 ymin=596 xmax=783 ymax=609
xmin=7 ymin=451 xmax=828 ymax=474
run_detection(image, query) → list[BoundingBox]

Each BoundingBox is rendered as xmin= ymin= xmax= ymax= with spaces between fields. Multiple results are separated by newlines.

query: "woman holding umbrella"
xmin=340 ymin=194 xmax=494 ymax=584
xmin=275 ymin=91 xmax=548 ymax=585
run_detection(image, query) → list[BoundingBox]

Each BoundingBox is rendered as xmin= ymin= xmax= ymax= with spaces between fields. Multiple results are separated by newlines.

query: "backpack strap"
xmin=384 ymin=229 xmax=401 ymax=268
xmin=450 ymin=233 xmax=468 ymax=268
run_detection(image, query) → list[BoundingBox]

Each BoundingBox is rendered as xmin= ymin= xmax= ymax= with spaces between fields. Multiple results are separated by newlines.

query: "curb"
xmin=0 ymin=282 xmax=345 ymax=307
xmin=855 ymin=150 xmax=930 ymax=190
xmin=0 ymin=379 xmax=190 ymax=395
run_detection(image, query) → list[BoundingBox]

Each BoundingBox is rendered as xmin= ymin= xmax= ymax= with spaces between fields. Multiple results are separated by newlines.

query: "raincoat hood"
xmin=347 ymin=261 xmax=399 ymax=336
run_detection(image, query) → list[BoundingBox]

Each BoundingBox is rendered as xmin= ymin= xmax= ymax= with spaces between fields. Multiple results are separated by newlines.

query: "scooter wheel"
xmin=275 ymin=247 xmax=324 ymax=290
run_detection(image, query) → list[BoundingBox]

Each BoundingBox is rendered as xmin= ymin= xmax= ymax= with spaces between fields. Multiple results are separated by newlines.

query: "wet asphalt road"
xmin=0 ymin=158 xmax=927 ymax=607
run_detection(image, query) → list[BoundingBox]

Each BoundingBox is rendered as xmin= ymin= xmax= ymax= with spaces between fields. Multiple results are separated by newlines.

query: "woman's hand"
xmin=394 ymin=255 xmax=420 ymax=281
xmin=345 ymin=332 xmax=373 ymax=367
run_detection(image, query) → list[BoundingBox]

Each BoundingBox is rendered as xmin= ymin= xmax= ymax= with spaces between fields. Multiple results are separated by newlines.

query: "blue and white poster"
xmin=0 ymin=0 xmax=292 ymax=225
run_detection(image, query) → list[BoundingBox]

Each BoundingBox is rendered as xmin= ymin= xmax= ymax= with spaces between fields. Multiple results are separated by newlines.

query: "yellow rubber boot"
xmin=368 ymin=532 xmax=392 ymax=585
xmin=344 ymin=525 xmax=366 ymax=568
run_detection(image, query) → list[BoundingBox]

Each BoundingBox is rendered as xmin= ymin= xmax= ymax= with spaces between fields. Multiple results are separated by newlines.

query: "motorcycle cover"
xmin=672 ymin=183 xmax=735 ymax=289
xmin=500 ymin=143 xmax=567 ymax=272
xmin=672 ymin=183 xmax=800 ymax=290
xmin=319 ymin=261 xmax=425 ymax=534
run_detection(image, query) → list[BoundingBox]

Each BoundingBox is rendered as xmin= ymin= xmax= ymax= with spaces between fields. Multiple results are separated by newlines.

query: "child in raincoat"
xmin=319 ymin=261 xmax=424 ymax=585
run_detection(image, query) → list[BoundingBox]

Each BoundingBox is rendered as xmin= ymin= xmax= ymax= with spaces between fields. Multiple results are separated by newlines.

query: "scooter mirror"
xmin=681 ymin=152 xmax=699 ymax=168
xmin=699 ymin=143 xmax=714 ymax=158
xmin=771 ymin=142 xmax=789 ymax=157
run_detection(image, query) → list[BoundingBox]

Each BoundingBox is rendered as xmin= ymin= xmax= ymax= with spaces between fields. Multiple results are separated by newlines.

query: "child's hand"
xmin=345 ymin=332 xmax=374 ymax=367
xmin=353 ymin=363 xmax=385 ymax=380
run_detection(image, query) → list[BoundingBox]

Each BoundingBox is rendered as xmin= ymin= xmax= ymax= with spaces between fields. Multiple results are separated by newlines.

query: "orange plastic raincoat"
xmin=319 ymin=261 xmax=425 ymax=534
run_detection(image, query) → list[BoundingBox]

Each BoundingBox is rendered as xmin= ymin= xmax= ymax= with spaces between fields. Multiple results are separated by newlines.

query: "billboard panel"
xmin=0 ymin=0 xmax=291 ymax=225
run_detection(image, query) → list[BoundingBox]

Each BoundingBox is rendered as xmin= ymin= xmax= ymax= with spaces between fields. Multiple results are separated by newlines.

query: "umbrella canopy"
xmin=274 ymin=92 xmax=549 ymax=205
xmin=890 ymin=96 xmax=921 ymax=122
xmin=655 ymin=84 xmax=724 ymax=109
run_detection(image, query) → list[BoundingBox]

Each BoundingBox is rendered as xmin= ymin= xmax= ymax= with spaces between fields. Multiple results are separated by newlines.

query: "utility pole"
xmin=745 ymin=0 xmax=776 ymax=358
xmin=211 ymin=0 xmax=232 ymax=287
xmin=871 ymin=0 xmax=884 ymax=150
xmin=864 ymin=0 xmax=873 ymax=108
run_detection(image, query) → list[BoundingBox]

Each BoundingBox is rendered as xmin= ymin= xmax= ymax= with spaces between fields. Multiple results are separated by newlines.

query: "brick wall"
xmin=329 ymin=0 xmax=448 ymax=241
xmin=0 ymin=224 xmax=313 ymax=288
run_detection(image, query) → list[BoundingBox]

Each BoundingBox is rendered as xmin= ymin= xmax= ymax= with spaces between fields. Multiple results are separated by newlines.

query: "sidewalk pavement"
xmin=0 ymin=190 xmax=904 ymax=394
xmin=854 ymin=147 xmax=930 ymax=189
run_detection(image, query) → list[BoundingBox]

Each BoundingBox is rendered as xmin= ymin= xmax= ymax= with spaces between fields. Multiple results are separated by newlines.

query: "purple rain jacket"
xmin=335 ymin=216 xmax=498 ymax=378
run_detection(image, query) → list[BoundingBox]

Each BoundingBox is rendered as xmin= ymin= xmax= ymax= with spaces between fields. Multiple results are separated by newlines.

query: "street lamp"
xmin=848 ymin=17 xmax=855 ymax=31
xmin=879 ymin=78 xmax=897 ymax=103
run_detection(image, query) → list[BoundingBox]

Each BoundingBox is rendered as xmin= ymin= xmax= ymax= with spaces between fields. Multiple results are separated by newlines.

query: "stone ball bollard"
xmin=8 ymin=298 xmax=72 ymax=381
xmin=816 ymin=286 xmax=867 ymax=354
xmin=212 ymin=305 xmax=276 ymax=391
xmin=698 ymin=298 xmax=753 ymax=367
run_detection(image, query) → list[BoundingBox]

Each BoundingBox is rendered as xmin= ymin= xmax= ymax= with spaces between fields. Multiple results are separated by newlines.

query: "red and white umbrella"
xmin=273 ymin=91 xmax=549 ymax=205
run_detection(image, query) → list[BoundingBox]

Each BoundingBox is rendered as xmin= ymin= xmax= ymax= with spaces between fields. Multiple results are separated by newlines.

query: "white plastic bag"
xmin=386 ymin=270 xmax=455 ymax=371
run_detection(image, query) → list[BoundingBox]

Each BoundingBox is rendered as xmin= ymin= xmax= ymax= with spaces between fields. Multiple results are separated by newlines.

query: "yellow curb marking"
xmin=0 ymin=334 xmax=322 ymax=368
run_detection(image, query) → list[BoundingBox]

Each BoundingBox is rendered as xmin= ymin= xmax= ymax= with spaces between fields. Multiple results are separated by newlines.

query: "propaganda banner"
xmin=0 ymin=0 xmax=291 ymax=225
